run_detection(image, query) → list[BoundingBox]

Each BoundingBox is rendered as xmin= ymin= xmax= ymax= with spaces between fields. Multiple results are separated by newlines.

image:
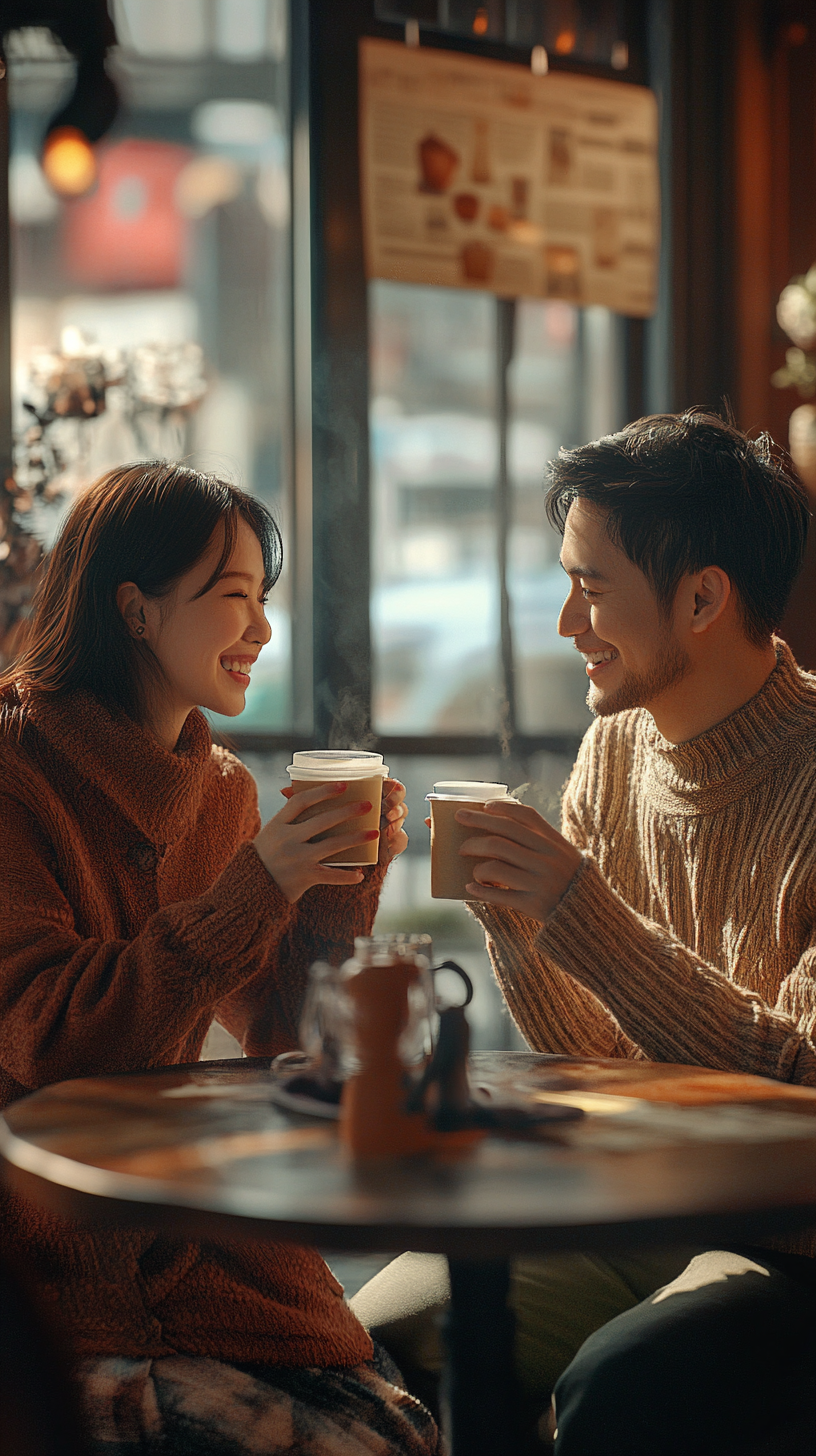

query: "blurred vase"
xmin=789 ymin=403 xmax=816 ymax=494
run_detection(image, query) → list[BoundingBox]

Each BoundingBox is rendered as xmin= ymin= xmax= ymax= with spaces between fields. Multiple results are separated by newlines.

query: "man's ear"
xmin=116 ymin=582 xmax=148 ymax=639
xmin=690 ymin=566 xmax=731 ymax=635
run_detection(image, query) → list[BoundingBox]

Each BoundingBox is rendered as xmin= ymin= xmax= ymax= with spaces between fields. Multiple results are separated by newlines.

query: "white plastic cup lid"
xmin=286 ymin=750 xmax=390 ymax=781
xmin=426 ymin=780 xmax=510 ymax=801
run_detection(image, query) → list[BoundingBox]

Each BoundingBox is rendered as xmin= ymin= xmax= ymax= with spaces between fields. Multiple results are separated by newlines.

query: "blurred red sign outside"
xmin=62 ymin=138 xmax=193 ymax=290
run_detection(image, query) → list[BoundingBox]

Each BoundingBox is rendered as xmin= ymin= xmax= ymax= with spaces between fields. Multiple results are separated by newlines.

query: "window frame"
xmin=241 ymin=0 xmax=654 ymax=767
xmin=0 ymin=2 xmax=662 ymax=767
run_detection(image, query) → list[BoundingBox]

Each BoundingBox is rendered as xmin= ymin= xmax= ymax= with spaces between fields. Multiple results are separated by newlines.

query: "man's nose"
xmin=557 ymin=583 xmax=590 ymax=640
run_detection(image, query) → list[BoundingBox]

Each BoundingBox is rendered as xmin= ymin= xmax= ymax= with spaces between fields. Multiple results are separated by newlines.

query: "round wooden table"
xmin=3 ymin=1050 xmax=816 ymax=1455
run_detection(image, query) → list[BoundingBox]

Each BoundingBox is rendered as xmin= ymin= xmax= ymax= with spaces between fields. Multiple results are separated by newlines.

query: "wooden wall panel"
xmin=0 ymin=63 xmax=10 ymax=487
xmin=731 ymin=4 xmax=816 ymax=663
xmin=733 ymin=1 xmax=773 ymax=436
xmin=669 ymin=0 xmax=737 ymax=413
xmin=756 ymin=4 xmax=816 ymax=452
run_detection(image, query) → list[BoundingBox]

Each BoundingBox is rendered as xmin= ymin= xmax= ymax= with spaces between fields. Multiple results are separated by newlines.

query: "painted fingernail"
xmin=335 ymin=782 xmax=348 ymax=792
xmin=360 ymin=801 xmax=372 ymax=813
xmin=366 ymin=829 xmax=380 ymax=840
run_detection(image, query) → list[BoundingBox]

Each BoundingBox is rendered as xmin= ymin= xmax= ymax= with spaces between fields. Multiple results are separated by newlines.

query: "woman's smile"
xmin=220 ymin=654 xmax=257 ymax=687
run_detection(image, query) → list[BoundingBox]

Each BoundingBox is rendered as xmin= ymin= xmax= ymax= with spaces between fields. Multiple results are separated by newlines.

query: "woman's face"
xmin=137 ymin=517 xmax=272 ymax=725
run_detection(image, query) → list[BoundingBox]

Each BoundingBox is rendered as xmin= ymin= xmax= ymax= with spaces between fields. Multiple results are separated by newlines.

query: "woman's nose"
xmin=248 ymin=603 xmax=273 ymax=645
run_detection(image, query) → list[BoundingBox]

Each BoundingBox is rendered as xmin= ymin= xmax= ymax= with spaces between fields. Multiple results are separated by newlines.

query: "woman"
xmin=0 ymin=462 xmax=439 ymax=1455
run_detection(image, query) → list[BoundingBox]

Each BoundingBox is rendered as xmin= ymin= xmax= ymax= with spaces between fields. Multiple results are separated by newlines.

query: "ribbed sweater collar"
xmin=21 ymin=688 xmax=213 ymax=844
xmin=641 ymin=639 xmax=816 ymax=815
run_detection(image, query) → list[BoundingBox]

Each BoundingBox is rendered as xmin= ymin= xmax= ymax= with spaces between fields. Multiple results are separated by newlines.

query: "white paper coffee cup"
xmin=287 ymin=751 xmax=390 ymax=867
xmin=426 ymin=781 xmax=512 ymax=900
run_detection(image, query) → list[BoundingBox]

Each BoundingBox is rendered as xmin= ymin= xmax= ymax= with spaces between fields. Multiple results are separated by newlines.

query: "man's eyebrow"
xmin=559 ymin=560 xmax=610 ymax=582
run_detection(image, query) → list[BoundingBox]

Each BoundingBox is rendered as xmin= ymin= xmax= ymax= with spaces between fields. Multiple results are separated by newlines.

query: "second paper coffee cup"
xmin=286 ymin=751 xmax=389 ymax=866
xmin=427 ymin=781 xmax=512 ymax=900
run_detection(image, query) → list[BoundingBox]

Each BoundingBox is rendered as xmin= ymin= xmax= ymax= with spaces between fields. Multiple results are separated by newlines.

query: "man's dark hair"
xmin=545 ymin=409 xmax=810 ymax=645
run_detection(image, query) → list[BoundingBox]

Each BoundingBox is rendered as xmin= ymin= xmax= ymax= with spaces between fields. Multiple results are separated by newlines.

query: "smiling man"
xmin=460 ymin=408 xmax=816 ymax=1455
xmin=353 ymin=410 xmax=816 ymax=1455
xmin=463 ymin=412 xmax=816 ymax=1082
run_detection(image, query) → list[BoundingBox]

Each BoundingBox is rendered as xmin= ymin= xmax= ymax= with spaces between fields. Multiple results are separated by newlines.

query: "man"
xmin=353 ymin=410 xmax=816 ymax=1454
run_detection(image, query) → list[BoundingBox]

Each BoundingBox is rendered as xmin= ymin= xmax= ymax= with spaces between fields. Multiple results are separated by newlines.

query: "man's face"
xmin=557 ymin=499 xmax=690 ymax=717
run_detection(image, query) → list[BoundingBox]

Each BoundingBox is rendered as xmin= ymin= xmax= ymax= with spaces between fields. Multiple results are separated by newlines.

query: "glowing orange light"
xmin=42 ymin=127 xmax=97 ymax=198
xmin=473 ymin=8 xmax=489 ymax=36
xmin=554 ymin=29 xmax=576 ymax=55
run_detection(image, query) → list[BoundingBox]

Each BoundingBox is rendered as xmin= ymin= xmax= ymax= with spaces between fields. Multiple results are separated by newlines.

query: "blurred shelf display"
xmin=373 ymin=0 xmax=629 ymax=69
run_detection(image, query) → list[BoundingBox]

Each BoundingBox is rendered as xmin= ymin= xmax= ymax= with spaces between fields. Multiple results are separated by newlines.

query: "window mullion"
xmin=496 ymin=295 xmax=517 ymax=754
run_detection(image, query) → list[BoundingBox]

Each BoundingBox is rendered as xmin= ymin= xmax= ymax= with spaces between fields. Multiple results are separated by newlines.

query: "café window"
xmin=8 ymin=1 xmax=644 ymax=754
xmin=7 ymin=0 xmax=292 ymax=732
xmin=370 ymin=285 xmax=621 ymax=741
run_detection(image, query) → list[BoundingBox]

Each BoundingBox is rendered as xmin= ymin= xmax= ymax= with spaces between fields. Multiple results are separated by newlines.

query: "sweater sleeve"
xmin=471 ymin=901 xmax=644 ymax=1058
xmin=0 ymin=793 xmax=298 ymax=1089
xmin=469 ymin=740 xmax=644 ymax=1059
xmin=537 ymin=855 xmax=816 ymax=1085
xmin=216 ymin=861 xmax=389 ymax=1057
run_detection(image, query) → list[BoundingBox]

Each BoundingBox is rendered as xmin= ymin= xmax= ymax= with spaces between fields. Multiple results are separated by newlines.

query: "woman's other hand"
xmin=253 ymin=783 xmax=379 ymax=902
xmin=380 ymin=778 xmax=408 ymax=864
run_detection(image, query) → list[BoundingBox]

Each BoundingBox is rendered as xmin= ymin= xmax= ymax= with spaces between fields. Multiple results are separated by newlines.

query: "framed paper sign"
xmin=359 ymin=37 xmax=659 ymax=316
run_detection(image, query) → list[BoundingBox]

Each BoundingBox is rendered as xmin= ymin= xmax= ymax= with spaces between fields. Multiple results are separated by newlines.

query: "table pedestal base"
xmin=445 ymin=1257 xmax=522 ymax=1456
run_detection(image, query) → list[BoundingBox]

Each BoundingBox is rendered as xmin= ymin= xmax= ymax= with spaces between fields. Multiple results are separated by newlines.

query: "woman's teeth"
xmin=582 ymin=650 xmax=618 ymax=665
xmin=221 ymin=659 xmax=252 ymax=676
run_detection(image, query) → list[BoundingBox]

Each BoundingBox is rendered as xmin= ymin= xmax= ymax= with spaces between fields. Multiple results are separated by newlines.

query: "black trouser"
xmin=553 ymin=1248 xmax=816 ymax=1456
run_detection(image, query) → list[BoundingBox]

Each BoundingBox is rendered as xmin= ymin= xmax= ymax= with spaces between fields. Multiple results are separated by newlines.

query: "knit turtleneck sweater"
xmin=0 ymin=687 xmax=381 ymax=1367
xmin=475 ymin=639 xmax=816 ymax=1087
xmin=475 ymin=641 xmax=816 ymax=1259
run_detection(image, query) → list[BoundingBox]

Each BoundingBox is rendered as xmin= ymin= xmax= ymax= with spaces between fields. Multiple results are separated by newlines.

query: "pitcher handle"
xmin=430 ymin=959 xmax=474 ymax=1008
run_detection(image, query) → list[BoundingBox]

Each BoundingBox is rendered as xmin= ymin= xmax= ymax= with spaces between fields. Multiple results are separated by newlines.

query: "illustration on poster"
xmin=359 ymin=37 xmax=659 ymax=315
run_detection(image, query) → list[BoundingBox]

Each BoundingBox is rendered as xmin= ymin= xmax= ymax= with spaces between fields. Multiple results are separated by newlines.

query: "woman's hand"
xmin=253 ymin=782 xmax=380 ymax=903
xmin=379 ymin=778 xmax=408 ymax=864
xmin=456 ymin=798 xmax=582 ymax=923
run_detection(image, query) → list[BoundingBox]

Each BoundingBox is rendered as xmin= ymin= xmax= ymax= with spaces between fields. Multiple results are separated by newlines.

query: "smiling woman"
xmin=1 ymin=461 xmax=283 ymax=738
xmin=0 ymin=462 xmax=426 ymax=1454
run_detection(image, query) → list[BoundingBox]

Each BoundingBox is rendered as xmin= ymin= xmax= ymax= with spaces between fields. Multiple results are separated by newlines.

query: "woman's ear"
xmin=690 ymin=566 xmax=731 ymax=634
xmin=116 ymin=582 xmax=148 ymax=640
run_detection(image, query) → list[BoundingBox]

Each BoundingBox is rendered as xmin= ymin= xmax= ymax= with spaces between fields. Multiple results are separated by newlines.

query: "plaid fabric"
xmin=76 ymin=1345 xmax=443 ymax=1455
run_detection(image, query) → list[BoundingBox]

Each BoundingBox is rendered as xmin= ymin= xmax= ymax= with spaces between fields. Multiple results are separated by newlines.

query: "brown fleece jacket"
xmin=0 ymin=686 xmax=380 ymax=1366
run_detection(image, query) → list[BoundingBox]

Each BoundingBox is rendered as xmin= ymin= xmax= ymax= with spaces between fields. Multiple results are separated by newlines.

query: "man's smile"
xmin=579 ymin=648 xmax=620 ymax=677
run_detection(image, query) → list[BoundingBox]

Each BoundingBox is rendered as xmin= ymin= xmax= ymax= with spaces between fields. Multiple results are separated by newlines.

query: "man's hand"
xmin=456 ymin=798 xmax=582 ymax=923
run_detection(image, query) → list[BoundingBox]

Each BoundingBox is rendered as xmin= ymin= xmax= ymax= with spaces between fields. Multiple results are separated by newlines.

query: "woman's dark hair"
xmin=546 ymin=409 xmax=809 ymax=645
xmin=3 ymin=460 xmax=282 ymax=719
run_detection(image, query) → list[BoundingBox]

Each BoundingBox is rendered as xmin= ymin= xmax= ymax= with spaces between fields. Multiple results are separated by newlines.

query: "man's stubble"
xmin=588 ymin=632 xmax=691 ymax=718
